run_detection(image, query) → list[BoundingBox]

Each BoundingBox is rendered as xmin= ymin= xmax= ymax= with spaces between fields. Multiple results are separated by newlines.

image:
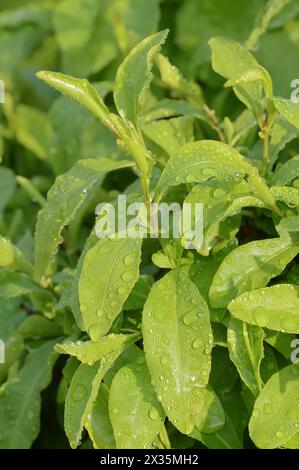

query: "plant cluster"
xmin=0 ymin=0 xmax=299 ymax=450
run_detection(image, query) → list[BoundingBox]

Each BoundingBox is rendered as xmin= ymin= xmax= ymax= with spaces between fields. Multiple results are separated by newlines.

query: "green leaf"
xmin=109 ymin=354 xmax=165 ymax=448
xmin=114 ymin=30 xmax=168 ymax=128
xmin=143 ymin=98 xmax=207 ymax=123
xmin=249 ymin=364 xmax=299 ymax=449
xmin=53 ymin=0 xmax=117 ymax=77
xmin=273 ymin=97 xmax=299 ymax=130
xmin=224 ymin=66 xmax=273 ymax=98
xmin=271 ymin=186 xmax=299 ymax=209
xmin=154 ymin=140 xmax=278 ymax=213
xmin=0 ymin=340 xmax=57 ymax=449
xmin=36 ymin=71 xmax=116 ymax=131
xmin=185 ymin=179 xmax=266 ymax=256
xmin=156 ymin=53 xmax=203 ymax=103
xmin=229 ymin=284 xmax=299 ymax=333
xmin=48 ymin=94 xmax=117 ymax=174
xmin=85 ymin=384 xmax=115 ymax=449
xmin=268 ymin=118 xmax=298 ymax=169
xmin=123 ymin=275 xmax=153 ymax=310
xmin=0 ymin=269 xmax=43 ymax=299
xmin=209 ymin=36 xmax=263 ymax=120
xmin=227 ymin=317 xmax=264 ymax=396
xmin=79 ymin=237 xmax=142 ymax=340
xmin=278 ymin=216 xmax=299 ymax=232
xmin=0 ymin=167 xmax=16 ymax=212
xmin=0 ymin=236 xmax=33 ymax=275
xmin=110 ymin=0 xmax=161 ymax=52
xmin=15 ymin=104 xmax=53 ymax=160
xmin=55 ymin=333 xmax=140 ymax=365
xmin=209 ymin=236 xmax=299 ymax=308
xmin=265 ymin=329 xmax=296 ymax=360
xmin=142 ymin=117 xmax=194 ymax=159
xmin=34 ymin=158 xmax=134 ymax=280
xmin=271 ymin=155 xmax=299 ymax=186
xmin=65 ymin=346 xmax=129 ymax=449
xmin=143 ymin=269 xmax=213 ymax=434
xmin=194 ymin=385 xmax=225 ymax=434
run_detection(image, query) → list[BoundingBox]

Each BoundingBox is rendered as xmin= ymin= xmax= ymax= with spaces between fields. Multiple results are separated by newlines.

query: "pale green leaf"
xmin=209 ymin=36 xmax=263 ymax=119
xmin=114 ymin=30 xmax=168 ymax=128
xmin=273 ymin=97 xmax=299 ymax=130
xmin=85 ymin=384 xmax=115 ymax=449
xmin=227 ymin=317 xmax=264 ymax=396
xmin=209 ymin=236 xmax=299 ymax=308
xmin=229 ymin=284 xmax=299 ymax=333
xmin=143 ymin=269 xmax=213 ymax=434
xmin=56 ymin=333 xmax=140 ymax=365
xmin=109 ymin=354 xmax=165 ymax=448
xmin=79 ymin=236 xmax=142 ymax=339
xmin=65 ymin=346 xmax=128 ymax=449
xmin=249 ymin=364 xmax=299 ymax=449
xmin=36 ymin=71 xmax=116 ymax=131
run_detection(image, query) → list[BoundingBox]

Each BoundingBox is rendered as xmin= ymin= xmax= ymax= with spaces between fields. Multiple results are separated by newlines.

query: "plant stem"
xmin=203 ymin=104 xmax=225 ymax=143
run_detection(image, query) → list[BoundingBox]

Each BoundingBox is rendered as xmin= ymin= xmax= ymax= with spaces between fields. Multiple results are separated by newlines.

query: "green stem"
xmin=158 ymin=424 xmax=171 ymax=449
xmin=262 ymin=127 xmax=270 ymax=173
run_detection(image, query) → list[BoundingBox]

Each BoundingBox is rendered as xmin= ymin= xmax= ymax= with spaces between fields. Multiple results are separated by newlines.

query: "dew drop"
xmin=148 ymin=407 xmax=159 ymax=421
xmin=192 ymin=338 xmax=202 ymax=349
xmin=123 ymin=254 xmax=136 ymax=267
xmin=121 ymin=271 xmax=135 ymax=282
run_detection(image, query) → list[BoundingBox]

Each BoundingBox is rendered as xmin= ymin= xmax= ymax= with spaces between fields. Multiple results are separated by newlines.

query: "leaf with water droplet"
xmin=109 ymin=353 xmax=165 ymax=448
xmin=227 ymin=317 xmax=264 ymax=396
xmin=229 ymin=284 xmax=299 ymax=333
xmin=114 ymin=30 xmax=168 ymax=129
xmin=209 ymin=36 xmax=263 ymax=121
xmin=36 ymin=71 xmax=115 ymax=131
xmin=273 ymin=97 xmax=299 ymax=131
xmin=185 ymin=178 xmax=266 ymax=256
xmin=85 ymin=384 xmax=115 ymax=449
xmin=249 ymin=364 xmax=299 ymax=449
xmin=193 ymin=385 xmax=225 ymax=434
xmin=143 ymin=268 xmax=212 ymax=434
xmin=154 ymin=140 xmax=278 ymax=214
xmin=271 ymin=155 xmax=299 ymax=187
xmin=79 ymin=236 xmax=142 ymax=339
xmin=65 ymin=345 xmax=131 ymax=449
xmin=34 ymin=158 xmax=134 ymax=281
xmin=55 ymin=332 xmax=140 ymax=365
xmin=210 ymin=236 xmax=299 ymax=308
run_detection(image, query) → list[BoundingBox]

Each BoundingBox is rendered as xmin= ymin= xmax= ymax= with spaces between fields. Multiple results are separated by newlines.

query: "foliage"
xmin=0 ymin=0 xmax=299 ymax=450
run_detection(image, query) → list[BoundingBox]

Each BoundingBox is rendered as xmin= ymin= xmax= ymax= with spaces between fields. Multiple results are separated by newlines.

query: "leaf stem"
xmin=158 ymin=423 xmax=171 ymax=449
